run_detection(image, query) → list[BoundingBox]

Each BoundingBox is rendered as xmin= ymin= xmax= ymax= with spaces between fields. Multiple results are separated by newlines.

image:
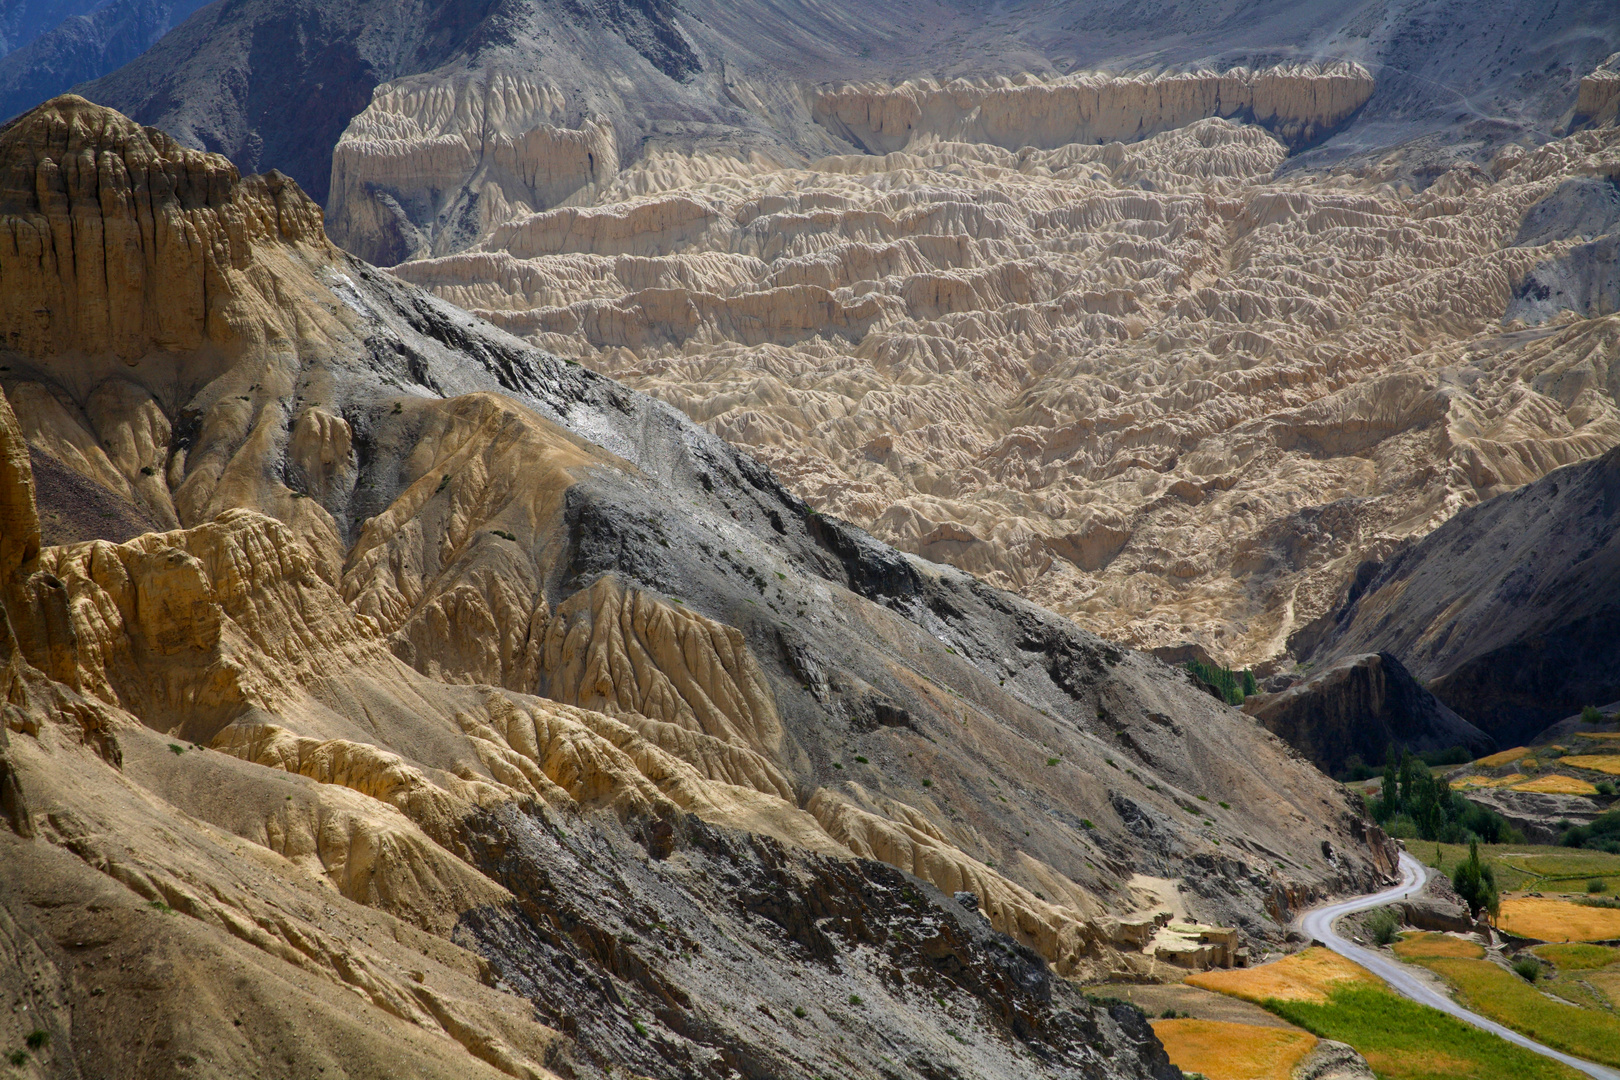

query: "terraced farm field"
xmin=1389 ymin=934 xmax=1620 ymax=1068
xmin=1149 ymin=1019 xmax=1316 ymax=1080
xmin=1513 ymin=776 xmax=1602 ymax=795
xmin=1561 ymin=756 xmax=1620 ymax=776
xmin=1423 ymin=845 xmax=1620 ymax=894
xmin=1191 ymin=949 xmax=1582 ymax=1080
xmin=1500 ymin=897 xmax=1620 ymax=942
xmin=1392 ymin=932 xmax=1484 ymax=960
xmin=1187 ymin=948 xmax=1378 ymax=1004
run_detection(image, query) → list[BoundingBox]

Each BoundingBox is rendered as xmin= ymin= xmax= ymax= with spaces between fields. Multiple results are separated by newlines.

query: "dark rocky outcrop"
xmin=1514 ymin=176 xmax=1620 ymax=248
xmin=1508 ymin=234 xmax=1620 ymax=324
xmin=1506 ymin=176 xmax=1620 ymax=324
xmin=1244 ymin=652 xmax=1495 ymax=776
xmin=456 ymin=804 xmax=1184 ymax=1080
xmin=1398 ymin=871 xmax=1476 ymax=934
xmin=1298 ymin=444 xmax=1620 ymax=747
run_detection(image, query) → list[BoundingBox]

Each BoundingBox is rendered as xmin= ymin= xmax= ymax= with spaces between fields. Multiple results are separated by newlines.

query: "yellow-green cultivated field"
xmin=1390 ymin=934 xmax=1620 ymax=1067
xmin=1499 ymin=897 xmax=1620 ymax=942
xmin=1187 ymin=948 xmax=1582 ymax=1080
xmin=1148 ymin=1019 xmax=1317 ymax=1080
xmin=1417 ymin=843 xmax=1620 ymax=894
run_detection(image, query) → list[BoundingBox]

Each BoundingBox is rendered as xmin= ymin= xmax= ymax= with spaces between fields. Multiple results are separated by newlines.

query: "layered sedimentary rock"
xmin=330 ymin=62 xmax=1370 ymax=266
xmin=812 ymin=64 xmax=1373 ymax=155
xmin=0 ymin=98 xmax=1392 ymax=1080
xmin=66 ymin=0 xmax=1620 ymax=218
xmin=0 ymin=96 xmax=330 ymax=360
xmin=384 ymin=106 xmax=1620 ymax=674
xmin=1572 ymin=54 xmax=1620 ymax=130
xmin=328 ymin=73 xmax=621 ymax=266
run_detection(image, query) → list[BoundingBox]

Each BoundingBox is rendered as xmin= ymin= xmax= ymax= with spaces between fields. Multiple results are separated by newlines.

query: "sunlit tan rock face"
xmin=812 ymin=64 xmax=1374 ymax=155
xmin=381 ymin=84 xmax=1620 ymax=666
xmin=326 ymin=64 xmax=1371 ymax=269
xmin=0 ymin=97 xmax=1396 ymax=1080
xmin=1572 ymin=53 xmax=1620 ymax=130
xmin=328 ymin=73 xmax=622 ymax=267
xmin=0 ymin=95 xmax=330 ymax=360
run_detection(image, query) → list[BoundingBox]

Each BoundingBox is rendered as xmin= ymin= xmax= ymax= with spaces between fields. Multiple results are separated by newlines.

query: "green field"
xmin=1512 ymin=943 xmax=1619 ymax=1010
xmin=1415 ymin=842 xmax=1620 ymax=894
xmin=1264 ymin=982 xmax=1582 ymax=1080
xmin=1407 ymin=956 xmax=1620 ymax=1067
xmin=1535 ymin=943 xmax=1620 ymax=970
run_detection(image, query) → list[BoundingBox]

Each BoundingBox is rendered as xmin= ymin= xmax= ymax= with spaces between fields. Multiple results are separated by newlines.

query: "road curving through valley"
xmin=1298 ymin=851 xmax=1620 ymax=1080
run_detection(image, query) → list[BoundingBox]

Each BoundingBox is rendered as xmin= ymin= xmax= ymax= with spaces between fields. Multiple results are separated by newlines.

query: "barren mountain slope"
xmin=1299 ymin=440 xmax=1620 ymax=746
xmin=0 ymin=97 xmax=1393 ymax=1079
xmin=1243 ymin=652 xmax=1494 ymax=776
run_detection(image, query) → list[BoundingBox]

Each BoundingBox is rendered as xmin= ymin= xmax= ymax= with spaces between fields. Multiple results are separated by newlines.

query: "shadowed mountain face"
xmin=1244 ymin=652 xmax=1495 ymax=776
xmin=1299 ymin=443 xmax=1620 ymax=746
xmin=0 ymin=0 xmax=213 ymax=123
xmin=1299 ymin=153 xmax=1620 ymax=747
xmin=1 ymin=0 xmax=108 ymax=55
xmin=0 ymin=97 xmax=1394 ymax=1080
xmin=53 ymin=0 xmax=511 ymax=202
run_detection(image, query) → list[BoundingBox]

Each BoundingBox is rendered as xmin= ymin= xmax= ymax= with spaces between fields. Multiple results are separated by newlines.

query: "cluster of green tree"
xmin=1561 ymin=808 xmax=1620 ymax=853
xmin=1451 ymin=841 xmax=1500 ymax=920
xmin=1338 ymin=744 xmax=1473 ymax=782
xmin=1368 ymin=748 xmax=1520 ymax=845
xmin=1186 ymin=660 xmax=1258 ymax=706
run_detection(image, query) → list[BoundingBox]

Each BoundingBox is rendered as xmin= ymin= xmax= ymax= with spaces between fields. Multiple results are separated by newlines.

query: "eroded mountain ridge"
xmin=0 ymin=96 xmax=1393 ymax=1080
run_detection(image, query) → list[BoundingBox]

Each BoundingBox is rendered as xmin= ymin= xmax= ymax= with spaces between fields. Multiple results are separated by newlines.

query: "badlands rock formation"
xmin=327 ymin=73 xmax=623 ymax=267
xmin=379 ymin=84 xmax=1620 ymax=672
xmin=1573 ymin=53 xmax=1620 ymax=132
xmin=812 ymin=64 xmax=1374 ymax=157
xmin=330 ymin=63 xmax=1372 ymax=266
xmin=0 ymin=97 xmax=1393 ymax=1079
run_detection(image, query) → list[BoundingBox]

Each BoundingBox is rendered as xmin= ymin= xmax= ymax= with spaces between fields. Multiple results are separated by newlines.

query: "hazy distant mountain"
xmin=1 ymin=0 xmax=102 ymax=55
xmin=0 ymin=0 xmax=211 ymax=121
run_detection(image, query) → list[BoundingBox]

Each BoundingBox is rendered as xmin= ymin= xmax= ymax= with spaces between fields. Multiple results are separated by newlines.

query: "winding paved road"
xmin=1299 ymin=851 xmax=1620 ymax=1080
